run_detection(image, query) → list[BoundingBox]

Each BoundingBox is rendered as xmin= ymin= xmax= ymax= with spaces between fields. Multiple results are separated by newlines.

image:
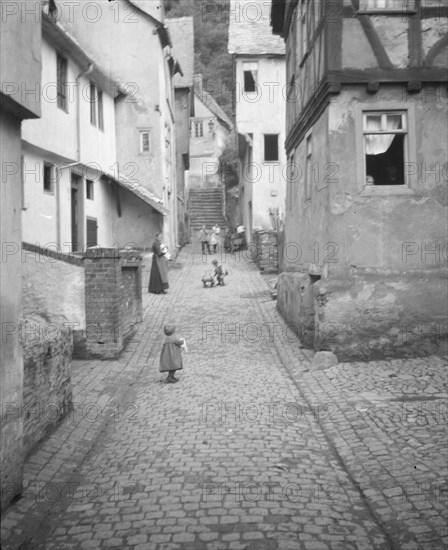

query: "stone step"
xmin=188 ymin=206 xmax=224 ymax=210
xmin=189 ymin=202 xmax=222 ymax=205
xmin=186 ymin=187 xmax=227 ymax=233
xmin=188 ymin=197 xmax=223 ymax=201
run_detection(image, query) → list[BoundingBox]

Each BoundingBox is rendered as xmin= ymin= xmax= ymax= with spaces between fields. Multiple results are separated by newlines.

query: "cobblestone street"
xmin=1 ymin=246 xmax=447 ymax=550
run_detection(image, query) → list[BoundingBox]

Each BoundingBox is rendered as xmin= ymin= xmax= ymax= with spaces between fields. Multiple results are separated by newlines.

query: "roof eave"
xmin=41 ymin=13 xmax=127 ymax=98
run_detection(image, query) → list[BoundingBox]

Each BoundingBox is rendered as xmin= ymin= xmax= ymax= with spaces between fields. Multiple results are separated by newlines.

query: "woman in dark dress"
xmin=148 ymin=232 xmax=169 ymax=294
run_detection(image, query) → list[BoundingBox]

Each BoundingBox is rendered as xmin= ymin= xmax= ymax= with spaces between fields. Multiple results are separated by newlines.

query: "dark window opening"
xmin=89 ymin=82 xmax=104 ymax=130
xmin=90 ymin=82 xmax=96 ymax=126
xmin=264 ymin=134 xmax=279 ymax=162
xmin=366 ymin=134 xmax=405 ymax=185
xmin=43 ymin=164 xmax=55 ymax=193
xmin=86 ymin=179 xmax=94 ymax=200
xmin=98 ymin=89 xmax=104 ymax=131
xmin=57 ymin=54 xmax=68 ymax=112
xmin=244 ymin=70 xmax=257 ymax=93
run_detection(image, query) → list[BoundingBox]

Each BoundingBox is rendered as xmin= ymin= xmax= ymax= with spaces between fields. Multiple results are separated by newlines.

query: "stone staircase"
xmin=187 ymin=187 xmax=227 ymax=236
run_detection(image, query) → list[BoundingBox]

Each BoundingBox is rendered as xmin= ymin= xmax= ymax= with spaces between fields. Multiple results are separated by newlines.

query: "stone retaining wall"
xmin=252 ymin=230 xmax=278 ymax=273
xmin=22 ymin=243 xmax=85 ymax=340
xmin=22 ymin=314 xmax=73 ymax=456
xmin=277 ymin=268 xmax=448 ymax=360
xmin=276 ymin=271 xmax=315 ymax=348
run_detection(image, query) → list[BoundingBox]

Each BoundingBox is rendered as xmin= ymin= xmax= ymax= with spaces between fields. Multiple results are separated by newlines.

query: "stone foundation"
xmin=0 ymin=415 xmax=24 ymax=512
xmin=276 ymin=272 xmax=315 ymax=348
xmin=277 ymin=269 xmax=448 ymax=360
xmin=252 ymin=230 xmax=278 ymax=273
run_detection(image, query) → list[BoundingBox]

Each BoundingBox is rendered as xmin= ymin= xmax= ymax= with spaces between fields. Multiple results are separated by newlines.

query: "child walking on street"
xmin=159 ymin=325 xmax=185 ymax=383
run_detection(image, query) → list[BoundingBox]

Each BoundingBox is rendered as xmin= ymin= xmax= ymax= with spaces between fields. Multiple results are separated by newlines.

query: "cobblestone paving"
xmin=1 ymin=245 xmax=447 ymax=550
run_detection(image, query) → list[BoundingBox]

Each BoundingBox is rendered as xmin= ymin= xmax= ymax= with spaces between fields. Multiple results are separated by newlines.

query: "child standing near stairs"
xmin=210 ymin=224 xmax=221 ymax=254
xmin=198 ymin=225 xmax=211 ymax=255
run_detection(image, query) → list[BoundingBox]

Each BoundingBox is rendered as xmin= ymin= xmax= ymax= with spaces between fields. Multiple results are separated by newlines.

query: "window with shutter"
xmin=86 ymin=218 xmax=98 ymax=248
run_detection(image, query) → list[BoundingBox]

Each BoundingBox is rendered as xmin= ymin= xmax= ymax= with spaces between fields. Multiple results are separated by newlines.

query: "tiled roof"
xmin=228 ymin=0 xmax=285 ymax=55
xmin=193 ymin=77 xmax=233 ymax=131
xmin=167 ymin=17 xmax=194 ymax=88
xmin=116 ymin=173 xmax=168 ymax=216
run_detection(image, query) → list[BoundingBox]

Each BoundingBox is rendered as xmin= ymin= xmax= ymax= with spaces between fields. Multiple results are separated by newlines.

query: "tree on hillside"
xmin=165 ymin=0 xmax=234 ymax=117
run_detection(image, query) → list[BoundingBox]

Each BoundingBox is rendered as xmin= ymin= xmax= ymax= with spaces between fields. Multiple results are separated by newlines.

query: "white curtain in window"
xmin=364 ymin=115 xmax=401 ymax=155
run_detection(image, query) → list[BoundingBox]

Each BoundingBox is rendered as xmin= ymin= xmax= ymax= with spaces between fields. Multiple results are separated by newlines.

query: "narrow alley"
xmin=1 ymin=246 xmax=447 ymax=550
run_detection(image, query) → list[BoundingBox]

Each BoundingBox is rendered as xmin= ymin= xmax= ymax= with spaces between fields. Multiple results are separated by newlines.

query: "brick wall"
xmin=22 ymin=244 xmax=142 ymax=360
xmin=21 ymin=314 xmax=73 ymax=456
xmin=84 ymin=248 xmax=142 ymax=358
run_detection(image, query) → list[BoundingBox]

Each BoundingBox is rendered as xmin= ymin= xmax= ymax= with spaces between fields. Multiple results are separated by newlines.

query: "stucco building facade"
xmin=0 ymin=0 xmax=42 ymax=512
xmin=21 ymin=12 xmax=167 ymax=253
xmin=271 ymin=0 xmax=448 ymax=358
xmin=189 ymin=75 xmax=233 ymax=189
xmin=57 ymin=0 xmax=179 ymax=252
xmin=229 ymin=0 xmax=287 ymax=244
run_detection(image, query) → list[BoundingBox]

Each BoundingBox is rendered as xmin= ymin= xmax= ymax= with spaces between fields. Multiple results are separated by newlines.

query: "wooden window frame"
xmin=139 ymin=129 xmax=152 ymax=154
xmin=89 ymin=82 xmax=104 ymax=131
xmin=355 ymin=102 xmax=417 ymax=196
xmin=194 ymin=121 xmax=204 ymax=138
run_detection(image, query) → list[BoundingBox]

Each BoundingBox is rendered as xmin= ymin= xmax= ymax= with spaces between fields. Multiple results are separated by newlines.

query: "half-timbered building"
xmin=271 ymin=0 xmax=448 ymax=358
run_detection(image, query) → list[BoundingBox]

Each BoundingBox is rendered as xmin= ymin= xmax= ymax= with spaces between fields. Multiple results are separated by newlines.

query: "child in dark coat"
xmin=212 ymin=259 xmax=228 ymax=286
xmin=159 ymin=325 xmax=185 ymax=383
